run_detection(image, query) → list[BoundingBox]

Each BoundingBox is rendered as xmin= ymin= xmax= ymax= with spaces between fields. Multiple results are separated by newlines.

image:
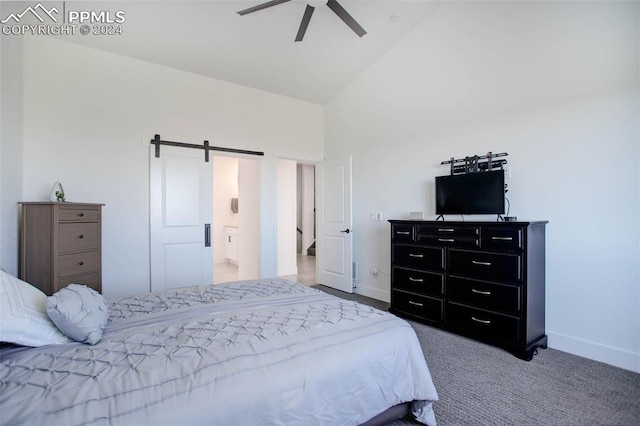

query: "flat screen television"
xmin=435 ymin=170 xmax=505 ymax=215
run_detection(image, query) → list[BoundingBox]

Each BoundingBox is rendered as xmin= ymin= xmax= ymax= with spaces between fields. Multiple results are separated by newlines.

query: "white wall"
xmin=300 ymin=164 xmax=315 ymax=255
xmin=325 ymin=1 xmax=640 ymax=372
xmin=277 ymin=159 xmax=297 ymax=276
xmin=238 ymin=157 xmax=261 ymax=281
xmin=0 ymin=13 xmax=23 ymax=275
xmin=19 ymin=36 xmax=323 ymax=297
xmin=296 ymin=165 xmax=303 ymax=253
xmin=213 ymin=155 xmax=238 ymax=264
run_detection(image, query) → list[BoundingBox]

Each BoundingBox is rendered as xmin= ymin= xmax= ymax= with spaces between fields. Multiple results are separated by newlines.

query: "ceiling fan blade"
xmin=326 ymin=0 xmax=366 ymax=38
xmin=295 ymin=4 xmax=315 ymax=42
xmin=237 ymin=0 xmax=291 ymax=16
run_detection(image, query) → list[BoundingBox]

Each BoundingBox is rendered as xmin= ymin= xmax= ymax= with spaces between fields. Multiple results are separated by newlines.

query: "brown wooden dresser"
xmin=19 ymin=202 xmax=104 ymax=295
xmin=389 ymin=220 xmax=548 ymax=360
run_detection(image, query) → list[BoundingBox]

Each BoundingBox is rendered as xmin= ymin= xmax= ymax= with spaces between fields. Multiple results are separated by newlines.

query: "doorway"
xmin=212 ymin=155 xmax=261 ymax=284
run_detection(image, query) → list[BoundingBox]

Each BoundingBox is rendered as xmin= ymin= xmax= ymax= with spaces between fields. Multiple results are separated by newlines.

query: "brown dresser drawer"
xmin=449 ymin=249 xmax=521 ymax=282
xmin=447 ymin=276 xmax=521 ymax=314
xmin=393 ymin=290 xmax=443 ymax=323
xmin=59 ymin=251 xmax=99 ymax=277
xmin=482 ymin=227 xmax=523 ymax=251
xmin=392 ymin=224 xmax=414 ymax=243
xmin=59 ymin=207 xmax=100 ymax=222
xmin=59 ymin=223 xmax=99 ymax=253
xmin=393 ymin=244 xmax=444 ymax=271
xmin=446 ymin=302 xmax=520 ymax=343
xmin=58 ymin=273 xmax=100 ymax=293
xmin=393 ymin=267 xmax=444 ymax=296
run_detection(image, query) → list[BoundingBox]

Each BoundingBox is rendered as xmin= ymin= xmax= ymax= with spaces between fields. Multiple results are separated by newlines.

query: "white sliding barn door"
xmin=317 ymin=156 xmax=353 ymax=293
xmin=150 ymin=145 xmax=213 ymax=291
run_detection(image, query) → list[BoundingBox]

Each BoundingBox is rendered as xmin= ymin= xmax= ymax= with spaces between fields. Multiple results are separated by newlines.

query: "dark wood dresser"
xmin=19 ymin=202 xmax=104 ymax=295
xmin=389 ymin=220 xmax=548 ymax=360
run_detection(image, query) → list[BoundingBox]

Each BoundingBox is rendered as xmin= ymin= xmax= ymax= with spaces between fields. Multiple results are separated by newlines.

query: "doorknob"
xmin=340 ymin=229 xmax=351 ymax=234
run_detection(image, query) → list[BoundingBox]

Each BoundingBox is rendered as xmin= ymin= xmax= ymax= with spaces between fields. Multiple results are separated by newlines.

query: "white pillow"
xmin=46 ymin=284 xmax=108 ymax=345
xmin=0 ymin=269 xmax=71 ymax=346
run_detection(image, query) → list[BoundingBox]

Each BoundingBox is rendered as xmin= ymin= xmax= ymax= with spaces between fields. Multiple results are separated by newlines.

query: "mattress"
xmin=0 ymin=279 xmax=438 ymax=425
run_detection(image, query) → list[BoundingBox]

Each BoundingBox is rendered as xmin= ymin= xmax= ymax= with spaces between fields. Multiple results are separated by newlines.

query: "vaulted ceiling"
xmin=56 ymin=1 xmax=440 ymax=104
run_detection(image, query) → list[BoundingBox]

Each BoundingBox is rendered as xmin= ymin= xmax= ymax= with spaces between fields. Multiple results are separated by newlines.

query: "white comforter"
xmin=0 ymin=279 xmax=438 ymax=425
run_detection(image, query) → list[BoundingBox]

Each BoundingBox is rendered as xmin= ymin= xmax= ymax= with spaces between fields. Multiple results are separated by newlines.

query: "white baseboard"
xmin=547 ymin=331 xmax=640 ymax=373
xmin=354 ymin=283 xmax=390 ymax=303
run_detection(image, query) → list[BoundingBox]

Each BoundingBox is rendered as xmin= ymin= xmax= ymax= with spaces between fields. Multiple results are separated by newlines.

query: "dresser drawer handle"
xmin=408 ymin=300 xmax=424 ymax=307
xmin=396 ymin=231 xmax=411 ymax=235
xmin=409 ymin=277 xmax=424 ymax=282
xmin=438 ymin=228 xmax=454 ymax=232
xmin=438 ymin=238 xmax=454 ymax=242
xmin=409 ymin=253 xmax=424 ymax=258
xmin=472 ymin=260 xmax=491 ymax=266
xmin=78 ymin=261 xmax=84 ymax=266
xmin=491 ymin=236 xmax=513 ymax=241
xmin=472 ymin=288 xmax=492 ymax=295
xmin=78 ymin=234 xmax=84 ymax=239
xmin=78 ymin=212 xmax=84 ymax=217
xmin=471 ymin=316 xmax=491 ymax=324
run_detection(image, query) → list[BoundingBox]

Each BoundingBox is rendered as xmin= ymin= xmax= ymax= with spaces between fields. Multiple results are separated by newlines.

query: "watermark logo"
xmin=1 ymin=3 xmax=59 ymax=24
xmin=2 ymin=2 xmax=126 ymax=36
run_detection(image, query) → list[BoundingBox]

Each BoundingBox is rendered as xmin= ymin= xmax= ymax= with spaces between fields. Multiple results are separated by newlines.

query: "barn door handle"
xmin=340 ymin=229 xmax=351 ymax=234
xmin=205 ymin=224 xmax=211 ymax=247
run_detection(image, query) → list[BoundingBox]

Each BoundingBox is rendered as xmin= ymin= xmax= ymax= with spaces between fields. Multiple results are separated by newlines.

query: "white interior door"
xmin=316 ymin=156 xmax=353 ymax=293
xmin=150 ymin=145 xmax=213 ymax=291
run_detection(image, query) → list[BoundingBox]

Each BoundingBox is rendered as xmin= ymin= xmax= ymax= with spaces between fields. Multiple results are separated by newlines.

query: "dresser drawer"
xmin=393 ymin=290 xmax=443 ymax=323
xmin=58 ymin=273 xmax=100 ymax=293
xmin=393 ymin=244 xmax=444 ymax=271
xmin=59 ymin=251 xmax=99 ymax=277
xmin=482 ymin=227 xmax=523 ymax=251
xmin=446 ymin=302 xmax=520 ymax=343
xmin=393 ymin=267 xmax=443 ymax=296
xmin=59 ymin=207 xmax=100 ymax=222
xmin=59 ymin=223 xmax=99 ymax=253
xmin=392 ymin=224 xmax=414 ymax=243
xmin=417 ymin=224 xmax=480 ymax=237
xmin=447 ymin=276 xmax=521 ymax=314
xmin=449 ymin=249 xmax=521 ymax=282
xmin=416 ymin=234 xmax=479 ymax=249
xmin=416 ymin=224 xmax=480 ymax=248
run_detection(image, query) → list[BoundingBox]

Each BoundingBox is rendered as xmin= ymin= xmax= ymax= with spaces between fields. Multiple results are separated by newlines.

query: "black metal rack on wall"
xmin=440 ymin=151 xmax=508 ymax=175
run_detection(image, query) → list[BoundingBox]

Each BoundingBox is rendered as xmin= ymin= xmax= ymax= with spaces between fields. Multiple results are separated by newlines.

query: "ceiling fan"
xmin=237 ymin=0 xmax=367 ymax=42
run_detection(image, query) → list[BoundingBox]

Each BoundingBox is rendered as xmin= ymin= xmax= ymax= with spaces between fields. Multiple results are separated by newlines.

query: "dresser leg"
xmin=518 ymin=335 xmax=548 ymax=361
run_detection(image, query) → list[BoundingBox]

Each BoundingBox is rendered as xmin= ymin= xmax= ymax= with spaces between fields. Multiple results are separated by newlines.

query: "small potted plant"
xmin=49 ymin=181 xmax=66 ymax=202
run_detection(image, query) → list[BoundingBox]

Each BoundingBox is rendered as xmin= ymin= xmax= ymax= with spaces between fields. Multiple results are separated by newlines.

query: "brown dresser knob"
xmin=79 ymin=234 xmax=84 ymax=239
xmin=79 ymin=213 xmax=84 ymax=217
xmin=79 ymin=261 xmax=84 ymax=266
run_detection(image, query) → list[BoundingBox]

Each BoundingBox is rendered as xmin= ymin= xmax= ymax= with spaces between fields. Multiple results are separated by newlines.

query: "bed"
xmin=0 ymin=272 xmax=438 ymax=425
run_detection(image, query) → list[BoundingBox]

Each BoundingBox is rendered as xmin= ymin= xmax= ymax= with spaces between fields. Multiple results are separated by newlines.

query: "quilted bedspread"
xmin=0 ymin=279 xmax=438 ymax=425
